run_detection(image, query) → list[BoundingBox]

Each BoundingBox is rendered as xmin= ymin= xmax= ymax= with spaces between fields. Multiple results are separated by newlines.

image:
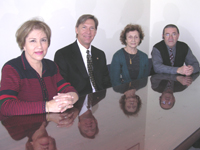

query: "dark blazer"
xmin=54 ymin=41 xmax=111 ymax=96
xmin=74 ymin=89 xmax=107 ymax=112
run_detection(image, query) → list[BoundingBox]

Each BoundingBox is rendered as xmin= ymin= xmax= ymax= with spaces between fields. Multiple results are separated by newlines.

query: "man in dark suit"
xmin=54 ymin=14 xmax=111 ymax=96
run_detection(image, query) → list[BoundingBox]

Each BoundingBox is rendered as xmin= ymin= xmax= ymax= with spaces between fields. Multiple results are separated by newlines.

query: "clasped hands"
xmin=177 ymin=65 xmax=194 ymax=76
xmin=46 ymin=107 xmax=79 ymax=128
xmin=46 ymin=92 xmax=79 ymax=113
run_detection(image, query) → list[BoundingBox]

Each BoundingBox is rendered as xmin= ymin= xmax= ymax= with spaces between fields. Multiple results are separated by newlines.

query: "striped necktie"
xmin=169 ymin=48 xmax=174 ymax=66
xmin=86 ymin=50 xmax=97 ymax=91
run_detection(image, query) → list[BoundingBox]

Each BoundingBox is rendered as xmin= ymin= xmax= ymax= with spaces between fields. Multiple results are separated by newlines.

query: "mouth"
xmin=35 ymin=51 xmax=43 ymax=55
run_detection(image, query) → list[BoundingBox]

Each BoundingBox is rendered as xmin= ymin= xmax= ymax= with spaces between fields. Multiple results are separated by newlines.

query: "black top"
xmin=123 ymin=49 xmax=140 ymax=80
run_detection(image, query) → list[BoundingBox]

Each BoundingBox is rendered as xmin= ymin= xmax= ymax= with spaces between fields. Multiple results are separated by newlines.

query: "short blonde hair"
xmin=120 ymin=24 xmax=144 ymax=45
xmin=16 ymin=19 xmax=51 ymax=50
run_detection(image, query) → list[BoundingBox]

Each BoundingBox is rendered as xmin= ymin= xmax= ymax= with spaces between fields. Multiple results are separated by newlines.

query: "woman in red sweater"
xmin=0 ymin=19 xmax=78 ymax=116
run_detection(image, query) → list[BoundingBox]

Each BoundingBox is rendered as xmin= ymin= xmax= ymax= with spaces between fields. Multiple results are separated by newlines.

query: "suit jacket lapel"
xmin=72 ymin=41 xmax=88 ymax=78
xmin=91 ymin=46 xmax=99 ymax=70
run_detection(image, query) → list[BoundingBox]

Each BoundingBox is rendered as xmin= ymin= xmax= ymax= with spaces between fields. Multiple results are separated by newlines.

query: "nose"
xmin=37 ymin=41 xmax=42 ymax=48
xmin=86 ymin=28 xmax=91 ymax=34
xmin=169 ymin=34 xmax=173 ymax=39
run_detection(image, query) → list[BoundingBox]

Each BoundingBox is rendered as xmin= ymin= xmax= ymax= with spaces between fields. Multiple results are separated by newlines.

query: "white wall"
xmin=0 ymin=0 xmax=150 ymax=77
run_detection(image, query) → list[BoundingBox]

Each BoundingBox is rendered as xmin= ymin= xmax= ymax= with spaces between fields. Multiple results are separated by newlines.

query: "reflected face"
xmin=23 ymin=29 xmax=48 ymax=64
xmin=31 ymin=122 xmax=57 ymax=150
xmin=125 ymin=30 xmax=140 ymax=49
xmin=32 ymin=136 xmax=56 ymax=150
xmin=125 ymin=96 xmax=138 ymax=113
xmin=163 ymin=27 xmax=179 ymax=48
xmin=76 ymin=19 xmax=97 ymax=49
xmin=160 ymin=90 xmax=175 ymax=109
xmin=78 ymin=117 xmax=97 ymax=137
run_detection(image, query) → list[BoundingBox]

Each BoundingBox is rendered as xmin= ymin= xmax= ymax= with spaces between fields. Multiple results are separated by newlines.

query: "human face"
xmin=163 ymin=27 xmax=179 ymax=48
xmin=31 ymin=122 xmax=57 ymax=150
xmin=75 ymin=19 xmax=97 ymax=49
xmin=79 ymin=117 xmax=97 ymax=137
xmin=125 ymin=30 xmax=140 ymax=49
xmin=23 ymin=29 xmax=48 ymax=64
xmin=160 ymin=90 xmax=175 ymax=109
xmin=125 ymin=96 xmax=138 ymax=113
xmin=124 ymin=89 xmax=138 ymax=113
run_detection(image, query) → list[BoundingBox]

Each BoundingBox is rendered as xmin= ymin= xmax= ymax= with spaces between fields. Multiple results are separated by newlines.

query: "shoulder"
xmin=2 ymin=55 xmax=24 ymax=77
xmin=55 ymin=41 xmax=77 ymax=55
xmin=91 ymin=45 xmax=105 ymax=54
xmin=153 ymin=40 xmax=165 ymax=47
xmin=43 ymin=58 xmax=58 ymax=70
xmin=138 ymin=49 xmax=148 ymax=57
xmin=3 ymin=55 xmax=22 ymax=70
xmin=177 ymin=41 xmax=189 ymax=47
xmin=113 ymin=48 xmax=124 ymax=56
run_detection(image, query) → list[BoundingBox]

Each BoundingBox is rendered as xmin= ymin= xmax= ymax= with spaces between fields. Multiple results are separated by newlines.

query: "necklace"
xmin=128 ymin=53 xmax=136 ymax=64
xmin=124 ymin=47 xmax=137 ymax=64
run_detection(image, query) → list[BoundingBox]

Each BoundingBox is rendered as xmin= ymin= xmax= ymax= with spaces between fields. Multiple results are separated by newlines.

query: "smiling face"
xmin=163 ymin=27 xmax=179 ymax=48
xmin=125 ymin=30 xmax=140 ymax=49
xmin=75 ymin=19 xmax=97 ymax=49
xmin=23 ymin=29 xmax=48 ymax=64
xmin=29 ymin=122 xmax=57 ymax=150
xmin=125 ymin=96 xmax=138 ymax=113
xmin=160 ymin=89 xmax=175 ymax=109
xmin=79 ymin=117 xmax=97 ymax=137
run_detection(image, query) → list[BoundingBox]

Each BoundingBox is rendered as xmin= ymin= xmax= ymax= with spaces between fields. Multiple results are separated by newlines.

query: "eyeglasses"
xmin=164 ymin=33 xmax=178 ymax=37
xmin=161 ymin=100 xmax=172 ymax=105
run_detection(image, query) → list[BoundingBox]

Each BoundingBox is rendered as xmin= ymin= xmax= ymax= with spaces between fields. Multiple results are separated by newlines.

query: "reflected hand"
xmin=176 ymin=75 xmax=192 ymax=86
xmin=47 ymin=107 xmax=79 ymax=128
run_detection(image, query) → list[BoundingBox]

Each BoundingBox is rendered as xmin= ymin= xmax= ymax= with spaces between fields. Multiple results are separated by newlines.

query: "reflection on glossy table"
xmin=1 ymin=74 xmax=200 ymax=150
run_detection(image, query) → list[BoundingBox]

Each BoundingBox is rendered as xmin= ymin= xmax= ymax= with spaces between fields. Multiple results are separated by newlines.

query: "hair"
xmin=75 ymin=14 xmax=98 ymax=38
xmin=16 ymin=18 xmax=51 ymax=50
xmin=120 ymin=24 xmax=144 ymax=45
xmin=162 ymin=24 xmax=179 ymax=38
xmin=119 ymin=94 xmax=142 ymax=117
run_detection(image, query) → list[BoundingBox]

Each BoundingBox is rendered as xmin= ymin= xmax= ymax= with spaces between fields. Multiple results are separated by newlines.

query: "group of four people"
xmin=0 ymin=14 xmax=199 ymax=116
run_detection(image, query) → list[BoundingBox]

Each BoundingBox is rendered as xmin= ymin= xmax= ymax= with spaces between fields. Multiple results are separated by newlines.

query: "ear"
xmin=159 ymin=96 xmax=162 ymax=101
xmin=75 ymin=27 xmax=78 ymax=34
xmin=177 ymin=33 xmax=180 ymax=39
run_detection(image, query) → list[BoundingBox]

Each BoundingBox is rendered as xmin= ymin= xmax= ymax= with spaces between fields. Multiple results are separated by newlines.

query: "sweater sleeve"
xmin=0 ymin=65 xmax=45 ymax=116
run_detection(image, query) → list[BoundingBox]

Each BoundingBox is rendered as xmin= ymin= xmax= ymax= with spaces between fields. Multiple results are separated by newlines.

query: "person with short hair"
xmin=110 ymin=24 xmax=149 ymax=87
xmin=54 ymin=14 xmax=111 ymax=96
xmin=151 ymin=24 xmax=200 ymax=75
xmin=0 ymin=19 xmax=78 ymax=116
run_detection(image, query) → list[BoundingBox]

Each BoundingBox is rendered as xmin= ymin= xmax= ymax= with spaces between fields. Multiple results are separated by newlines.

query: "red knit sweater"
xmin=0 ymin=52 xmax=77 ymax=116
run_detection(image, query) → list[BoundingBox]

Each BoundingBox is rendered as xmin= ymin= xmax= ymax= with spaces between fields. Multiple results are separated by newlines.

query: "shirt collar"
xmin=21 ymin=51 xmax=48 ymax=72
xmin=77 ymin=39 xmax=91 ymax=54
xmin=166 ymin=44 xmax=177 ymax=51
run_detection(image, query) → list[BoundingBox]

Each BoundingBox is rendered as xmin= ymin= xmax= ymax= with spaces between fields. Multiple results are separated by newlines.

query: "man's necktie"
xmin=169 ymin=48 xmax=174 ymax=66
xmin=87 ymin=94 xmax=93 ymax=109
xmin=86 ymin=50 xmax=97 ymax=91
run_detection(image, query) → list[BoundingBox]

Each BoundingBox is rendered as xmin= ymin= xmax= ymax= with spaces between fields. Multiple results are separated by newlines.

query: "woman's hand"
xmin=46 ymin=92 xmax=79 ymax=113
